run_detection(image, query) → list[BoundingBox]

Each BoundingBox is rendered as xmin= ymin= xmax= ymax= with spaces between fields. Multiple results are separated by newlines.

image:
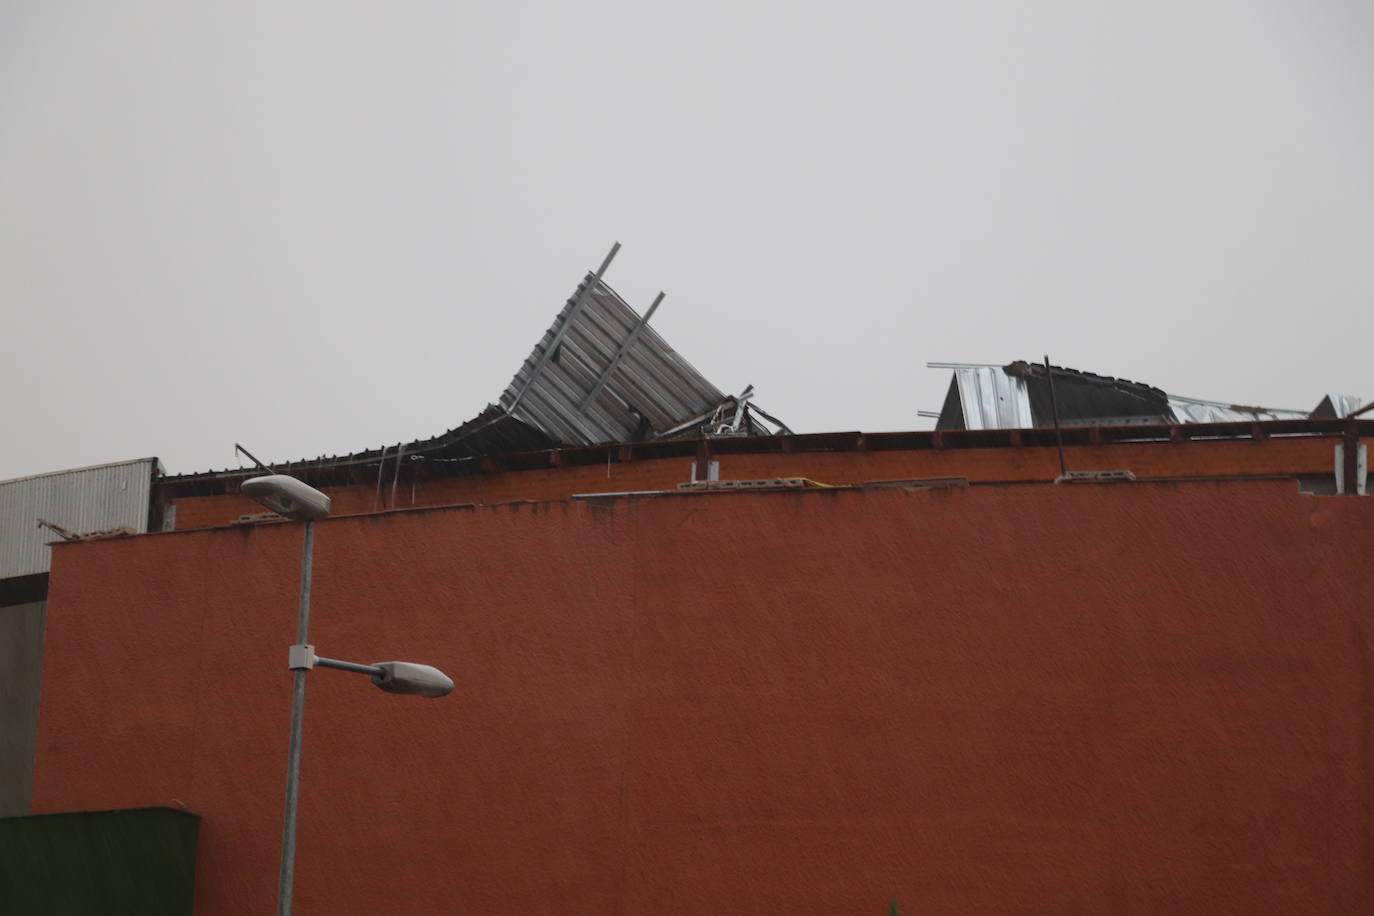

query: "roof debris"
xmin=929 ymin=361 xmax=1355 ymax=430
xmin=169 ymin=245 xmax=786 ymax=482
xmin=500 ymin=243 xmax=785 ymax=445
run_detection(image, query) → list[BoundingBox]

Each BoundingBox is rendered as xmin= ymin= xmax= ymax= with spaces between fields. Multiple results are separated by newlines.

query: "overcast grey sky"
xmin=2 ymin=1 xmax=1371 ymax=480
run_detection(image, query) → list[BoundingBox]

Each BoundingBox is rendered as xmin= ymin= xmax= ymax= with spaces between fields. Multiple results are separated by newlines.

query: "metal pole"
xmin=278 ymin=519 xmax=315 ymax=916
xmin=374 ymin=444 xmax=390 ymax=511
xmin=236 ymin=443 xmax=273 ymax=473
xmin=389 ymin=443 xmax=405 ymax=510
xmin=1044 ymin=355 xmax=1067 ymax=478
xmin=314 ymin=656 xmax=384 ymax=677
xmin=1343 ymin=419 xmax=1360 ymax=496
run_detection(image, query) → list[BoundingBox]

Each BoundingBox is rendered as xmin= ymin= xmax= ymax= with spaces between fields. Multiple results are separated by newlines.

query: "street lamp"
xmin=241 ymin=474 xmax=453 ymax=916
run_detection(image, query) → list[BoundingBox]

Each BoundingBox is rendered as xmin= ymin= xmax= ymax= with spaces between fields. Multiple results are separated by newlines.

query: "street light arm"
xmin=314 ymin=656 xmax=384 ymax=677
xmin=286 ymin=644 xmax=452 ymax=697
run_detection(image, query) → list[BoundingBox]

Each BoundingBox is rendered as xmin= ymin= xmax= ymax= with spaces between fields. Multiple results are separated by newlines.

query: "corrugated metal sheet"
xmin=162 ymin=254 xmax=782 ymax=494
xmin=949 ymin=366 xmax=1033 ymax=430
xmin=158 ymin=406 xmax=556 ymax=488
xmin=500 ymin=275 xmax=734 ymax=445
xmin=1311 ymin=393 xmax=1364 ymax=419
xmin=0 ymin=458 xmax=158 ymax=579
xmin=1164 ymin=396 xmax=1308 ymax=424
xmin=933 ymin=362 xmax=1323 ymax=430
xmin=1328 ymin=394 xmax=1364 ymax=417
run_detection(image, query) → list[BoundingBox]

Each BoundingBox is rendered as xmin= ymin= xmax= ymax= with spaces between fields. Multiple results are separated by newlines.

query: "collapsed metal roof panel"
xmin=1164 ymin=395 xmax=1308 ymax=424
xmin=943 ymin=366 xmax=1033 ymax=430
xmin=163 ymin=245 xmax=780 ymax=484
xmin=930 ymin=361 xmax=1344 ymax=430
xmin=1311 ymin=393 xmax=1364 ymax=419
xmin=500 ymin=270 xmax=729 ymax=446
xmin=160 ymin=406 xmax=556 ymax=483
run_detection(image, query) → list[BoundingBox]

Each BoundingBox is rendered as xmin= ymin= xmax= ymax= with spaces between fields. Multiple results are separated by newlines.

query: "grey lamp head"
xmin=370 ymin=662 xmax=454 ymax=698
xmin=241 ymin=475 xmax=331 ymax=521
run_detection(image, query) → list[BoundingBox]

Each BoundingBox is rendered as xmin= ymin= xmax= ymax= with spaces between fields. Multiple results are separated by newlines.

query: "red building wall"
xmin=166 ymin=434 xmax=1340 ymax=530
xmin=33 ymin=481 xmax=1374 ymax=913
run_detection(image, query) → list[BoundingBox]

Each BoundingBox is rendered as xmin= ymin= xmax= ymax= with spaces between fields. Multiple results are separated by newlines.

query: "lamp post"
xmin=241 ymin=474 xmax=453 ymax=916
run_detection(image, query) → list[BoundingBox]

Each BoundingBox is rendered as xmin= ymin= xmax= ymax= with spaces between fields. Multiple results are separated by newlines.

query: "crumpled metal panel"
xmin=0 ymin=458 xmax=158 ymax=579
xmin=1165 ymin=396 xmax=1308 ymax=424
xmin=1311 ymin=393 xmax=1364 ymax=419
xmin=162 ymin=268 xmax=769 ymax=490
xmin=936 ymin=362 xmax=1323 ymax=430
xmin=953 ymin=366 xmax=1033 ymax=430
xmin=1327 ymin=394 xmax=1363 ymax=416
xmin=500 ymin=276 xmax=732 ymax=445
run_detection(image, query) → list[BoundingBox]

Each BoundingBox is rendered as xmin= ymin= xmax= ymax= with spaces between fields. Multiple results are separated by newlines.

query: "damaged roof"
xmin=166 ymin=245 xmax=784 ymax=482
xmin=931 ymin=361 xmax=1351 ymax=430
xmin=499 ymin=244 xmax=780 ymax=444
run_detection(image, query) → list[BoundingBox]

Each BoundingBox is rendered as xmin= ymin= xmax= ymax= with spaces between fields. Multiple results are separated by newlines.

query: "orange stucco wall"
xmin=168 ymin=435 xmax=1341 ymax=530
xmin=34 ymin=481 xmax=1374 ymax=913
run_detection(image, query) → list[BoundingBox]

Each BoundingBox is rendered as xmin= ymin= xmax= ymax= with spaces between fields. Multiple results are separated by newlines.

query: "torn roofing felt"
xmin=930 ymin=361 xmax=1357 ymax=430
xmin=165 ymin=246 xmax=786 ymax=481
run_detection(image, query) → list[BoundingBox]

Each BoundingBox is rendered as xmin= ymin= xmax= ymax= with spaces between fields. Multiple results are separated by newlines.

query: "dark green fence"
xmin=0 ymin=806 xmax=199 ymax=915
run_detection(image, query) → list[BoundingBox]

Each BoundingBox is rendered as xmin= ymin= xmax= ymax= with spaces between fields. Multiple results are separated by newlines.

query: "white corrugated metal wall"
xmin=0 ymin=458 xmax=158 ymax=579
xmin=953 ymin=366 xmax=1034 ymax=430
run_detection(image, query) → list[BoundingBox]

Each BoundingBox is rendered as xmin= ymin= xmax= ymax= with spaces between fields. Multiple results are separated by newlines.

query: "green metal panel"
xmin=0 ymin=599 xmax=45 ymax=817
xmin=0 ymin=807 xmax=199 ymax=915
